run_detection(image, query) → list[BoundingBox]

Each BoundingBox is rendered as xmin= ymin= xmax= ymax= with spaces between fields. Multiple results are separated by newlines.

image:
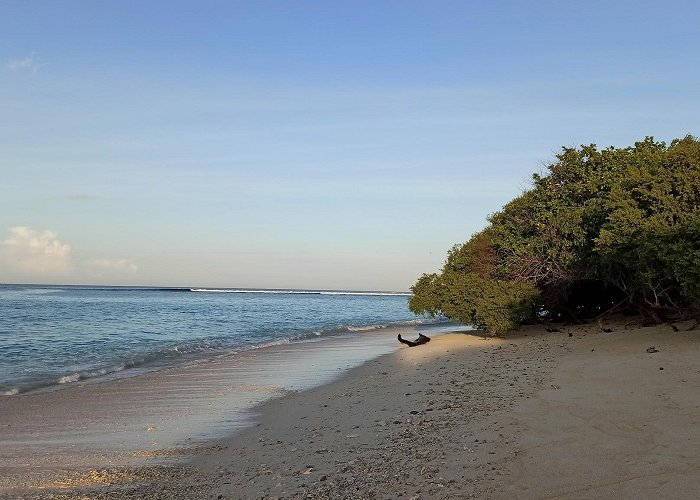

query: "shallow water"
xmin=0 ymin=284 xmax=428 ymax=395
xmin=0 ymin=322 xmax=468 ymax=472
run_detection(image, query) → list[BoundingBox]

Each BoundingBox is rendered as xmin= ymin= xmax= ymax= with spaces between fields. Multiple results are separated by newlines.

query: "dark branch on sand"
xmin=397 ymin=333 xmax=431 ymax=347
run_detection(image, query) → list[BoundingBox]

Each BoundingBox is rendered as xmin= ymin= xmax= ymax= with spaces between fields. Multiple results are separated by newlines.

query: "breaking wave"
xmin=189 ymin=288 xmax=411 ymax=296
xmin=0 ymin=284 xmax=440 ymax=397
xmin=0 ymin=318 xmax=445 ymax=397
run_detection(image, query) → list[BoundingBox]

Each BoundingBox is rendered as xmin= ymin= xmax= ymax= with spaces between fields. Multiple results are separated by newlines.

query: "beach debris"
xmin=545 ymin=327 xmax=560 ymax=333
xmin=300 ymin=468 xmax=313 ymax=475
xmin=398 ymin=333 xmax=431 ymax=347
xmin=646 ymin=346 xmax=660 ymax=353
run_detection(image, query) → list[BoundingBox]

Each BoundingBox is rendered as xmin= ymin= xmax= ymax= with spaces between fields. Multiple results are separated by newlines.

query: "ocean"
xmin=0 ymin=284 xmax=432 ymax=396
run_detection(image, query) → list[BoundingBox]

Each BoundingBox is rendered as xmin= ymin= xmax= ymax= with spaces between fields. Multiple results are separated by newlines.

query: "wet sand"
xmin=4 ymin=320 xmax=700 ymax=499
xmin=0 ymin=323 xmax=464 ymax=495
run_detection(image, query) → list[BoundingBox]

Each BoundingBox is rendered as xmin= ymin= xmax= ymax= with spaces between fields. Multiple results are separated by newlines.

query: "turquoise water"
xmin=0 ymin=284 xmax=428 ymax=396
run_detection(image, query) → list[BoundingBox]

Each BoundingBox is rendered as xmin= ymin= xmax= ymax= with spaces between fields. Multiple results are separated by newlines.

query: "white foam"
xmin=347 ymin=325 xmax=385 ymax=332
xmin=57 ymin=373 xmax=81 ymax=384
xmin=2 ymin=388 xmax=19 ymax=396
xmin=86 ymin=365 xmax=125 ymax=378
xmin=319 ymin=291 xmax=411 ymax=296
xmin=190 ymin=288 xmax=411 ymax=296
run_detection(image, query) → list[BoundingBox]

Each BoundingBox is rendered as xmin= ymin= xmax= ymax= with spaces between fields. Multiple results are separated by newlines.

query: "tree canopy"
xmin=409 ymin=136 xmax=700 ymax=334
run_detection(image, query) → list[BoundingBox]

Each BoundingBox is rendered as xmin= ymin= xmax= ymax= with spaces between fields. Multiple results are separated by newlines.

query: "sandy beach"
xmin=4 ymin=2 xmax=697 ymax=499
xmin=3 ymin=319 xmax=700 ymax=499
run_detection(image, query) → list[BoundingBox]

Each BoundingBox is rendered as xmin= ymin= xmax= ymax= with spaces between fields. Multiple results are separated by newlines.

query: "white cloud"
xmin=1 ymin=226 xmax=138 ymax=282
xmin=85 ymin=258 xmax=138 ymax=276
xmin=6 ymin=54 xmax=41 ymax=72
xmin=1 ymin=226 xmax=72 ymax=276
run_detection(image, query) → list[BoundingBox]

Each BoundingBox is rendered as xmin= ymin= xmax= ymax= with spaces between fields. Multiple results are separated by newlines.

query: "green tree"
xmin=410 ymin=136 xmax=700 ymax=334
xmin=409 ymin=230 xmax=539 ymax=334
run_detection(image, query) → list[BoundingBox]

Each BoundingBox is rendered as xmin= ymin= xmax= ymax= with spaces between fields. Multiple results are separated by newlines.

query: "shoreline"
xmin=0 ymin=318 xmax=432 ymax=399
xmin=0 ymin=284 xmax=418 ymax=399
xmin=5 ymin=319 xmax=700 ymax=498
xmin=0 ymin=322 xmax=466 ymax=494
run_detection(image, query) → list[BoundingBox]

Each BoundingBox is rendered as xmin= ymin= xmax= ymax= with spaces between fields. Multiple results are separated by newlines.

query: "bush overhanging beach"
xmin=410 ymin=136 xmax=700 ymax=334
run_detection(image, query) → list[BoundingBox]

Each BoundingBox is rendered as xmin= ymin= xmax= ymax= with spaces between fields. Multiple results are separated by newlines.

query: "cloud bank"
xmin=86 ymin=258 xmax=138 ymax=276
xmin=1 ymin=226 xmax=72 ymax=275
xmin=1 ymin=226 xmax=137 ymax=282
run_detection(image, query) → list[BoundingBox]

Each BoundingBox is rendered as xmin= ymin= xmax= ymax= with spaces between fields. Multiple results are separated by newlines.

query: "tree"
xmin=410 ymin=136 xmax=700 ymax=334
xmin=410 ymin=230 xmax=539 ymax=334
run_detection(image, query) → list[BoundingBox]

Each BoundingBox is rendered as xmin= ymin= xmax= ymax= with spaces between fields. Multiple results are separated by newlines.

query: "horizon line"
xmin=0 ymin=282 xmax=412 ymax=294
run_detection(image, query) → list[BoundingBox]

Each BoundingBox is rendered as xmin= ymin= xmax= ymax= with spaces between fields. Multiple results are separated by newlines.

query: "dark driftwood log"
xmin=397 ymin=333 xmax=431 ymax=347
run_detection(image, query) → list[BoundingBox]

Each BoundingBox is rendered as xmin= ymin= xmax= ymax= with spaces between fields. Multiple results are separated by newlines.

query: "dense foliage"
xmin=410 ymin=136 xmax=700 ymax=334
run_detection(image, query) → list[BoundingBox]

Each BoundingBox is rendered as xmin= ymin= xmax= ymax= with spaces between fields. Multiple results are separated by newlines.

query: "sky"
xmin=1 ymin=0 xmax=699 ymax=290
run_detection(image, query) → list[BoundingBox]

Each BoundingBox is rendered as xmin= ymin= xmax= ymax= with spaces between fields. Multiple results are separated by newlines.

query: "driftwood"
xmin=398 ymin=333 xmax=431 ymax=347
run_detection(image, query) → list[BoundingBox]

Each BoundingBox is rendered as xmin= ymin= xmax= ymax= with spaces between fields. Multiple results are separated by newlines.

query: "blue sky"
xmin=1 ymin=1 xmax=699 ymax=290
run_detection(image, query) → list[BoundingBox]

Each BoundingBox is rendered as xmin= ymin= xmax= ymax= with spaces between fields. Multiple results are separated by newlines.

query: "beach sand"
xmin=3 ymin=319 xmax=700 ymax=499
